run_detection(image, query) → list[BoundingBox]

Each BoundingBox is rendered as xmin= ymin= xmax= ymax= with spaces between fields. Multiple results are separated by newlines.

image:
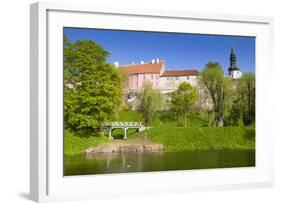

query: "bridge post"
xmin=109 ymin=127 xmax=113 ymax=140
xmin=124 ymin=128 xmax=127 ymax=140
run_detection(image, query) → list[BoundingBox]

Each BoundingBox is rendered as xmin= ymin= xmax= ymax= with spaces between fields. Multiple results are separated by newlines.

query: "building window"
xmin=186 ymin=76 xmax=190 ymax=80
xmin=143 ymin=75 xmax=145 ymax=80
xmin=167 ymin=77 xmax=169 ymax=80
xmin=151 ymin=75 xmax=154 ymax=79
xmin=176 ymin=77 xmax=179 ymax=80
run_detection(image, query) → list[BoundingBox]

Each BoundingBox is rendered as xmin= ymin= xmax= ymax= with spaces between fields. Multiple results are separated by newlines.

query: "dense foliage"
xmin=137 ymin=83 xmax=164 ymax=126
xmin=201 ymin=62 xmax=233 ymax=127
xmin=237 ymin=72 xmax=255 ymax=125
xmin=222 ymin=72 xmax=255 ymax=126
xmin=64 ymin=36 xmax=124 ymax=135
xmin=169 ymin=82 xmax=199 ymax=127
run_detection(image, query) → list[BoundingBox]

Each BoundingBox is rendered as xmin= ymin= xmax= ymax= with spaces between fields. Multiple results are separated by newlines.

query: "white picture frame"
xmin=30 ymin=1 xmax=274 ymax=202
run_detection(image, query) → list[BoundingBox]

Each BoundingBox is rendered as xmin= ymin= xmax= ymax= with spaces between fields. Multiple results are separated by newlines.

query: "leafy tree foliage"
xmin=201 ymin=62 xmax=233 ymax=127
xmin=169 ymin=82 xmax=199 ymax=127
xmin=64 ymin=36 xmax=124 ymax=135
xmin=224 ymin=72 xmax=255 ymax=126
xmin=137 ymin=82 xmax=163 ymax=126
xmin=226 ymin=95 xmax=243 ymax=126
xmin=237 ymin=72 xmax=255 ymax=125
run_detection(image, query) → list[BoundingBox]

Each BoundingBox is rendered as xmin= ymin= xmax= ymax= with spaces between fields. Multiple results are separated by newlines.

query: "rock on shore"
xmin=85 ymin=138 xmax=164 ymax=154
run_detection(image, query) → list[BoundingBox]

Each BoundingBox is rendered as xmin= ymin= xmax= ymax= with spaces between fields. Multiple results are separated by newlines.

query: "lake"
xmin=64 ymin=149 xmax=255 ymax=176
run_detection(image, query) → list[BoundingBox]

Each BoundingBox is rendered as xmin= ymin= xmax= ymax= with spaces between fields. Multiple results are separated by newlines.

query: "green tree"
xmin=201 ymin=62 xmax=233 ymax=127
xmin=64 ymin=38 xmax=124 ymax=135
xmin=137 ymin=82 xmax=163 ymax=126
xmin=169 ymin=82 xmax=199 ymax=127
xmin=227 ymin=96 xmax=243 ymax=126
xmin=237 ymin=72 xmax=255 ymax=125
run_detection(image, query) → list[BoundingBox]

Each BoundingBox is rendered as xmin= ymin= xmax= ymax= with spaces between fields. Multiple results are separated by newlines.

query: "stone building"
xmin=117 ymin=46 xmax=242 ymax=109
xmin=120 ymin=59 xmax=199 ymax=94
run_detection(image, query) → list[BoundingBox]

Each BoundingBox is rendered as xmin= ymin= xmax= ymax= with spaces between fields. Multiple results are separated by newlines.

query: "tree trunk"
xmin=216 ymin=116 xmax=224 ymax=127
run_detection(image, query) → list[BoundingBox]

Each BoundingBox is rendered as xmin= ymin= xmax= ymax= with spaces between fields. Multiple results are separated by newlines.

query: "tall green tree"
xmin=169 ymin=82 xmax=199 ymax=127
xmin=137 ymin=83 xmax=163 ymax=126
xmin=227 ymin=95 xmax=243 ymax=126
xmin=237 ymin=72 xmax=255 ymax=125
xmin=201 ymin=62 xmax=233 ymax=127
xmin=64 ymin=37 xmax=124 ymax=135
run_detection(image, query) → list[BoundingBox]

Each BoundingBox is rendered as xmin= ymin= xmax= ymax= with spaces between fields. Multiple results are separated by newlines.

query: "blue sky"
xmin=64 ymin=27 xmax=255 ymax=73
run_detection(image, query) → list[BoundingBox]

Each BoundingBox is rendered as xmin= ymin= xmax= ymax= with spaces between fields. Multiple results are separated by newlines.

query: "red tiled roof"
xmin=161 ymin=69 xmax=199 ymax=77
xmin=121 ymin=61 xmax=164 ymax=75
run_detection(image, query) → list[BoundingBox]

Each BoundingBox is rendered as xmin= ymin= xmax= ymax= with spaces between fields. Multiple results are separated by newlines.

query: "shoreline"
xmin=85 ymin=138 xmax=164 ymax=154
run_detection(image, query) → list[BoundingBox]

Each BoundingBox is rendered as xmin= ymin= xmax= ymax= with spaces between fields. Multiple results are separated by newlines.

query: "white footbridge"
xmin=103 ymin=122 xmax=145 ymax=140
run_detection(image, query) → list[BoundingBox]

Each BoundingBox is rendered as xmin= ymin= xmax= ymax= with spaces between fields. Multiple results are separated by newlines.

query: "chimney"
xmin=113 ymin=62 xmax=119 ymax=68
xmin=151 ymin=59 xmax=156 ymax=64
xmin=156 ymin=58 xmax=160 ymax=63
xmin=140 ymin=60 xmax=144 ymax=65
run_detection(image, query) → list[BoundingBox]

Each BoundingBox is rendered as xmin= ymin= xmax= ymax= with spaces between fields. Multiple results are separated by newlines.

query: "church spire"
xmin=228 ymin=45 xmax=239 ymax=72
xmin=228 ymin=44 xmax=242 ymax=79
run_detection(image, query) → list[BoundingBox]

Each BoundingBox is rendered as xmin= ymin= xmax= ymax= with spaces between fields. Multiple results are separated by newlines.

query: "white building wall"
xmin=125 ymin=73 xmax=161 ymax=92
xmin=159 ymin=75 xmax=198 ymax=93
xmin=229 ymin=70 xmax=242 ymax=79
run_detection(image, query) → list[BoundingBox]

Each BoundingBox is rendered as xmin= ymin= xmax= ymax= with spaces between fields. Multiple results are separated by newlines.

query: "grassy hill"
xmin=140 ymin=126 xmax=255 ymax=152
xmin=64 ymin=110 xmax=255 ymax=155
xmin=116 ymin=111 xmax=255 ymax=151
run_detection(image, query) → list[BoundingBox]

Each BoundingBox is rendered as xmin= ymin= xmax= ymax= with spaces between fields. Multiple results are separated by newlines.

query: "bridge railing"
xmin=103 ymin=121 xmax=145 ymax=140
xmin=103 ymin=121 xmax=143 ymax=127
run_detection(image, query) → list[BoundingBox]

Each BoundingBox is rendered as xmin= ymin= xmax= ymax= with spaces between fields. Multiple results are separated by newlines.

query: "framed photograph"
xmin=30 ymin=2 xmax=274 ymax=202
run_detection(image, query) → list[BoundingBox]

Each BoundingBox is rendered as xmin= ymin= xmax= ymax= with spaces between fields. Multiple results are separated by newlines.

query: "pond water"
xmin=64 ymin=149 xmax=255 ymax=176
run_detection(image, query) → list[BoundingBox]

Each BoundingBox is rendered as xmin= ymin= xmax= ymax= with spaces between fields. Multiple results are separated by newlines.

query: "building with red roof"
xmin=120 ymin=59 xmax=199 ymax=94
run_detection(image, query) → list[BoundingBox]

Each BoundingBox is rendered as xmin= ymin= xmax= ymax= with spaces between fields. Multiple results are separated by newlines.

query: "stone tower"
xmin=228 ymin=46 xmax=242 ymax=79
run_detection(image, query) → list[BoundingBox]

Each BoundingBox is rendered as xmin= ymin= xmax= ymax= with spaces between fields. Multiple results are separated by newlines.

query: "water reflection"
xmin=85 ymin=152 xmax=164 ymax=172
xmin=64 ymin=150 xmax=255 ymax=176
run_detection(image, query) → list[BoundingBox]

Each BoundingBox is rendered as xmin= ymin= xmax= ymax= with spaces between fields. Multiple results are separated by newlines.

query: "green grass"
xmin=64 ymin=130 xmax=110 ymax=155
xmin=142 ymin=126 xmax=255 ymax=152
xmin=152 ymin=111 xmax=209 ymax=127
xmin=116 ymin=110 xmax=142 ymax=122
xmin=121 ymin=111 xmax=255 ymax=151
xmin=64 ymin=111 xmax=255 ymax=154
